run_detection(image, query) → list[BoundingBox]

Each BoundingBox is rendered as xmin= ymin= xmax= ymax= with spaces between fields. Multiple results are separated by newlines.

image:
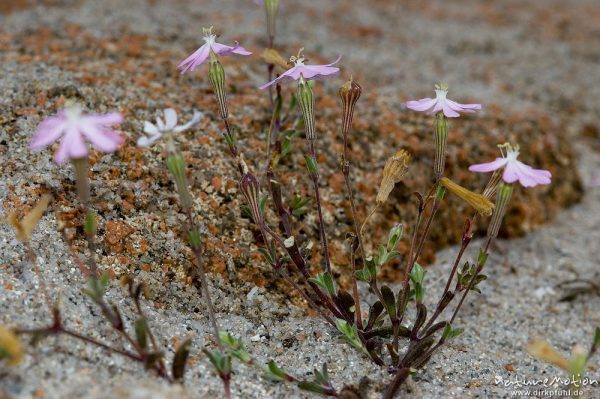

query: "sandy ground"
xmin=1 ymin=0 xmax=600 ymax=398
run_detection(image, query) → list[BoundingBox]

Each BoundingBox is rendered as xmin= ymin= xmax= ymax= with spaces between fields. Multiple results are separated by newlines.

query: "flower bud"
xmin=297 ymin=77 xmax=316 ymax=140
xmin=376 ymin=150 xmax=410 ymax=204
xmin=208 ymin=52 xmax=228 ymax=120
xmin=261 ymin=48 xmax=288 ymax=69
xmin=264 ymin=0 xmax=280 ymax=41
xmin=434 ymin=113 xmax=448 ymax=179
xmin=339 ymin=78 xmax=362 ymax=137
xmin=439 ymin=177 xmax=494 ymax=216
xmin=239 ymin=173 xmax=263 ymax=225
xmin=487 ymin=182 xmax=513 ymax=238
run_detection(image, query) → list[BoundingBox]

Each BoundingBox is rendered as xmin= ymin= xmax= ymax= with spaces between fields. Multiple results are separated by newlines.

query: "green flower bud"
xmin=264 ymin=0 xmax=280 ymax=41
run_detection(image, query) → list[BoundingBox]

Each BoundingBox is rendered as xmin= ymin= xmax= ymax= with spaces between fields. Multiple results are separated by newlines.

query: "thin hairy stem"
xmin=307 ymin=139 xmax=332 ymax=275
xmin=184 ymin=208 xmax=223 ymax=350
xmin=450 ymin=236 xmax=493 ymax=325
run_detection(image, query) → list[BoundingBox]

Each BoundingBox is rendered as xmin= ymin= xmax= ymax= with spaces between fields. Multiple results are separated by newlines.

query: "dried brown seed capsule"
xmin=439 ymin=177 xmax=495 ymax=217
xmin=376 ymin=149 xmax=410 ymax=205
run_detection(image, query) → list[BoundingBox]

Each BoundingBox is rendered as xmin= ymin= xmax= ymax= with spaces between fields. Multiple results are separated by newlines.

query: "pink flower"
xmin=30 ymin=104 xmax=124 ymax=165
xmin=177 ymin=26 xmax=252 ymax=74
xmin=406 ymin=84 xmax=482 ymax=118
xmin=259 ymin=48 xmax=341 ymax=89
xmin=469 ymin=143 xmax=551 ymax=188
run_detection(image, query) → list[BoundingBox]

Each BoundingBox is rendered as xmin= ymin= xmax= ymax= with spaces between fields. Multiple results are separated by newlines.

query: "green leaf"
xmin=442 ymin=324 xmax=463 ymax=340
xmin=308 ymin=272 xmax=336 ymax=296
xmin=304 ymin=155 xmax=318 ymax=175
xmin=376 ymin=245 xmax=386 ymax=266
xmin=134 ymin=317 xmax=148 ymax=350
xmin=262 ymin=360 xmax=287 ymax=382
xmin=298 ymin=381 xmax=325 ymax=394
xmin=380 ymin=285 xmax=396 ymax=320
xmin=594 ymin=327 xmax=600 ymax=347
xmin=172 ymin=338 xmax=192 ymax=382
xmin=188 ymin=228 xmax=202 ymax=250
xmin=84 ymin=210 xmax=97 ymax=236
xmin=335 ymin=319 xmax=365 ymax=353
xmin=259 ymin=195 xmax=268 ymax=215
xmin=387 ymin=223 xmax=403 ymax=250
xmin=365 ymin=256 xmax=376 ymax=278
xmin=478 ymin=249 xmax=489 ymax=267
xmin=355 ymin=268 xmax=371 ymax=282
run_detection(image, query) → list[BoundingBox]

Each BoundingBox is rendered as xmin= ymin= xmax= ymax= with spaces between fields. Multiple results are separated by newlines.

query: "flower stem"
xmin=307 ymin=139 xmax=332 ymax=274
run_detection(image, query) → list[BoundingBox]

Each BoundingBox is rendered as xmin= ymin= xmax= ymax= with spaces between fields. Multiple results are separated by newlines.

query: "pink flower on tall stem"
xmin=177 ymin=26 xmax=252 ymax=74
xmin=259 ymin=48 xmax=341 ymax=89
xmin=406 ymin=84 xmax=482 ymax=118
xmin=469 ymin=143 xmax=551 ymax=187
xmin=30 ymin=104 xmax=124 ymax=165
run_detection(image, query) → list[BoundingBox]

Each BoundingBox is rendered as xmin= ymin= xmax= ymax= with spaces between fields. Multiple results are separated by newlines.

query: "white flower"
xmin=137 ymin=108 xmax=203 ymax=147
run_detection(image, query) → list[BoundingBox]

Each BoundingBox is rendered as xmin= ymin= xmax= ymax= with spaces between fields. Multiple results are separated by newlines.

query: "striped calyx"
xmin=297 ymin=77 xmax=316 ymax=140
xmin=208 ymin=52 xmax=228 ymax=119
xmin=264 ymin=0 xmax=280 ymax=40
xmin=434 ymin=112 xmax=448 ymax=179
xmin=166 ymin=152 xmax=193 ymax=210
xmin=339 ymin=78 xmax=361 ymax=137
xmin=239 ymin=173 xmax=263 ymax=225
xmin=487 ymin=182 xmax=513 ymax=238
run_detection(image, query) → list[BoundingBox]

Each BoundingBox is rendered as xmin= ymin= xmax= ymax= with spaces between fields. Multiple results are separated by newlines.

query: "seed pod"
xmin=339 ymin=78 xmax=362 ymax=137
xmin=208 ymin=52 xmax=228 ymax=119
xmin=264 ymin=0 xmax=280 ymax=41
xmin=376 ymin=150 xmax=410 ymax=205
xmin=439 ymin=177 xmax=494 ymax=216
xmin=487 ymin=182 xmax=513 ymax=238
xmin=434 ymin=113 xmax=448 ymax=179
xmin=239 ymin=173 xmax=263 ymax=225
xmin=297 ymin=77 xmax=316 ymax=140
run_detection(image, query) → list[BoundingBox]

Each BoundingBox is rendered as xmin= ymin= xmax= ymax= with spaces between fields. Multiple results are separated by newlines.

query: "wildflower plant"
xmin=8 ymin=104 xmax=194 ymax=383
xmin=188 ymin=24 xmax=553 ymax=393
xmin=5 ymin=6 xmax=566 ymax=399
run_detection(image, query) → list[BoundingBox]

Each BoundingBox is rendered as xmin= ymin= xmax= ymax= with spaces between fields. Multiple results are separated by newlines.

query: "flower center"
xmin=202 ymin=26 xmax=216 ymax=45
xmin=64 ymin=105 xmax=83 ymax=124
xmin=435 ymin=89 xmax=448 ymax=102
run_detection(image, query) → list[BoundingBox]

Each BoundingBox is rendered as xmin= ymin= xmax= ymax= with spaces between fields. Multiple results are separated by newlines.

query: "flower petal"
xmin=144 ymin=121 xmax=160 ymax=136
xmin=84 ymin=112 xmax=124 ymax=126
xmin=468 ymin=157 xmax=508 ymax=173
xmin=177 ymin=43 xmax=210 ymax=74
xmin=259 ymin=66 xmax=302 ymax=89
xmin=173 ymin=111 xmax=204 ymax=133
xmin=81 ymin=125 xmax=123 ymax=153
xmin=55 ymin=127 xmax=87 ymax=164
xmin=164 ymin=108 xmax=178 ymax=130
xmin=446 ymin=99 xmax=482 ymax=110
xmin=137 ymin=134 xmax=160 ymax=147
xmin=441 ymin=102 xmax=461 ymax=117
xmin=30 ymin=116 xmax=66 ymax=149
xmin=406 ymin=98 xmax=436 ymax=112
